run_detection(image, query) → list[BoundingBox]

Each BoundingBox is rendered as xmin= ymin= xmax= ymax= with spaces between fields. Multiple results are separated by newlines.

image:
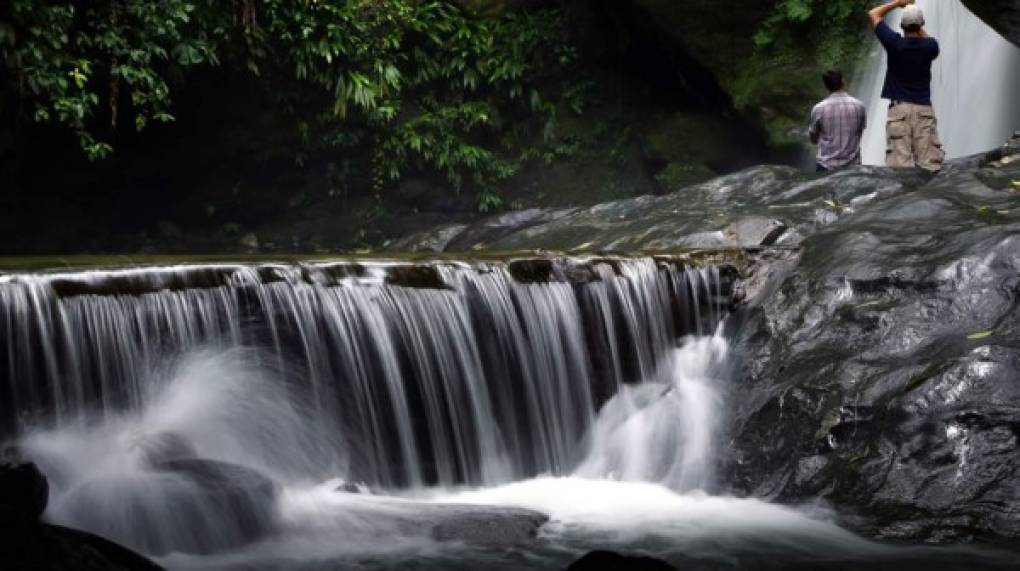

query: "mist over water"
xmin=860 ymin=0 xmax=1020 ymax=163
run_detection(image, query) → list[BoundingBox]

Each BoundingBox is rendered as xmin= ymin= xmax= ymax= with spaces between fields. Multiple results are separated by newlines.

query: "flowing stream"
xmin=859 ymin=0 xmax=1020 ymax=164
xmin=1 ymin=258 xmax=1015 ymax=569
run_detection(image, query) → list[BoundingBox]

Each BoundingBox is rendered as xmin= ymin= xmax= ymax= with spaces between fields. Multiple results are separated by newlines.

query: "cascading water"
xmin=1 ymin=257 xmax=734 ymax=555
xmin=3 ymin=257 xmax=1017 ymax=569
xmin=574 ymin=332 xmax=729 ymax=492
xmin=860 ymin=0 xmax=1020 ymax=164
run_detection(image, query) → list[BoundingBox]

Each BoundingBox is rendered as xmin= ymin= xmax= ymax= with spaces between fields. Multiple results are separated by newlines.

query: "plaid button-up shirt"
xmin=809 ymin=92 xmax=867 ymax=170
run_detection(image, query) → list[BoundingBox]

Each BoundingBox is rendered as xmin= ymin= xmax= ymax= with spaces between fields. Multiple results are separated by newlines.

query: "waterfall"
xmin=1 ymin=257 xmax=730 ymax=492
xmin=860 ymin=0 xmax=1020 ymax=164
xmin=1 ymin=257 xmax=737 ymax=556
xmin=7 ymin=259 xmax=1017 ymax=569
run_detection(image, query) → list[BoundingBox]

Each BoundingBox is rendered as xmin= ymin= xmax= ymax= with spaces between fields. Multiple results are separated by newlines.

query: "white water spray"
xmin=860 ymin=0 xmax=1020 ymax=164
xmin=19 ymin=349 xmax=342 ymax=554
xmin=575 ymin=331 xmax=729 ymax=492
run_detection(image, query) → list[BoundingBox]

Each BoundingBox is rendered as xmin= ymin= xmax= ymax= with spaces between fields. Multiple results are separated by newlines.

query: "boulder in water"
xmin=128 ymin=431 xmax=198 ymax=467
xmin=150 ymin=458 xmax=280 ymax=553
xmin=1 ymin=522 xmax=165 ymax=571
xmin=429 ymin=504 xmax=548 ymax=545
xmin=0 ymin=449 xmax=49 ymax=522
xmin=334 ymin=480 xmax=372 ymax=494
xmin=565 ymin=550 xmax=677 ymax=571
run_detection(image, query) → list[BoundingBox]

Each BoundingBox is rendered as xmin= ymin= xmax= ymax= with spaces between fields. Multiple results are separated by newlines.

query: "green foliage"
xmin=1 ymin=0 xmax=216 ymax=159
xmin=727 ymin=0 xmax=869 ymax=146
xmin=753 ymin=0 xmax=861 ymax=52
xmin=1 ymin=0 xmax=580 ymax=211
xmin=750 ymin=0 xmax=868 ymax=78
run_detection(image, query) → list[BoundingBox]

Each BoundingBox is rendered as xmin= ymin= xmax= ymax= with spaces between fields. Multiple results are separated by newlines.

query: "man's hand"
xmin=869 ymin=0 xmax=913 ymax=29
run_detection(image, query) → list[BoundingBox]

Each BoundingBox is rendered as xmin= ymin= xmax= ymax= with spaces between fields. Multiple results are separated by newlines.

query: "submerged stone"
xmin=565 ymin=551 xmax=677 ymax=571
xmin=0 ymin=450 xmax=49 ymax=522
xmin=128 ymin=431 xmax=198 ymax=468
xmin=429 ymin=505 xmax=548 ymax=545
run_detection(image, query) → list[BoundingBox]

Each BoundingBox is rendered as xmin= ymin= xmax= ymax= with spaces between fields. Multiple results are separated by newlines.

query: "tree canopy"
xmin=1 ymin=0 xmax=580 ymax=209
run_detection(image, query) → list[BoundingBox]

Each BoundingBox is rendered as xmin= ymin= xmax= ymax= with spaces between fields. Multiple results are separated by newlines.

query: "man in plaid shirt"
xmin=809 ymin=69 xmax=867 ymax=173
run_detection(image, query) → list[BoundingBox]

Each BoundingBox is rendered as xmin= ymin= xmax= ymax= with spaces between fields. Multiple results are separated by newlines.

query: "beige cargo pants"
xmin=886 ymin=102 xmax=945 ymax=172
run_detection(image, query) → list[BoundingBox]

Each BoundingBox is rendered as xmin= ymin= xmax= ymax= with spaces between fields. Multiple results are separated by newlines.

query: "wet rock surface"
xmin=389 ymin=164 xmax=929 ymax=252
xmin=724 ymin=137 xmax=1020 ymax=543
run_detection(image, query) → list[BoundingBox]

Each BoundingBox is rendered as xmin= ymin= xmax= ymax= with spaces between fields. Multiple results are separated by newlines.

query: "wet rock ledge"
xmin=2 ymin=250 xmax=762 ymax=300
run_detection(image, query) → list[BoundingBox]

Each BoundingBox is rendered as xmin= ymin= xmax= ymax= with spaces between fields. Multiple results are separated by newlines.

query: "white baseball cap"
xmin=901 ymin=5 xmax=925 ymax=28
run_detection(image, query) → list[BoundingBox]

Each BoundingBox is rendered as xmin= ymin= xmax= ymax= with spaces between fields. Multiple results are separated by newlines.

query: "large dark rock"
xmin=725 ymin=137 xmax=1020 ymax=543
xmin=565 ymin=550 xmax=677 ymax=571
xmin=0 ymin=522 xmax=164 ymax=571
xmin=0 ymin=449 xmax=164 ymax=570
xmin=0 ymin=450 xmax=49 ymax=521
xmin=128 ymin=431 xmax=198 ymax=468
xmin=963 ymin=0 xmax=1020 ymax=46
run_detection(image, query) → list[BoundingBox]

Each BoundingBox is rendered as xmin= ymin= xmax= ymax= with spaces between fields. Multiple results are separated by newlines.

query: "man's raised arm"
xmin=868 ymin=0 xmax=914 ymax=29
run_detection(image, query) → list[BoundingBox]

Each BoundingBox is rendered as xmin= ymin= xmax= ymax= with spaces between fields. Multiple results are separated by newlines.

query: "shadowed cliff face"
xmin=963 ymin=0 xmax=1020 ymax=46
xmin=397 ymin=135 xmax=1020 ymax=543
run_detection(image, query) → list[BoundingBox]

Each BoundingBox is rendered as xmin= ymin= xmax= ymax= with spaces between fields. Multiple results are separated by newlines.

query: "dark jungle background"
xmin=0 ymin=0 xmax=1002 ymax=254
